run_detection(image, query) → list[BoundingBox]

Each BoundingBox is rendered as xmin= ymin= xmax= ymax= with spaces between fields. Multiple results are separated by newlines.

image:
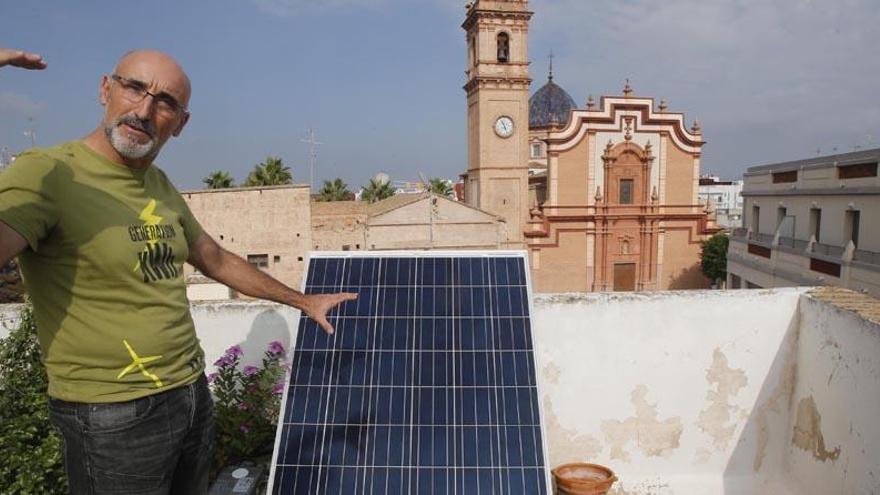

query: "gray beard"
xmin=104 ymin=119 xmax=157 ymax=160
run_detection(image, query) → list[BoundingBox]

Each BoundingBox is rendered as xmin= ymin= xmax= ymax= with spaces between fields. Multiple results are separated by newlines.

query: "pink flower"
xmin=243 ymin=365 xmax=259 ymax=376
xmin=207 ymin=373 xmax=218 ymax=383
xmin=273 ymin=383 xmax=285 ymax=394
xmin=226 ymin=345 xmax=243 ymax=358
xmin=240 ymin=424 xmax=250 ymax=434
xmin=268 ymin=341 xmax=286 ymax=355
xmin=213 ymin=355 xmax=233 ymax=368
xmin=237 ymin=402 xmax=249 ymax=411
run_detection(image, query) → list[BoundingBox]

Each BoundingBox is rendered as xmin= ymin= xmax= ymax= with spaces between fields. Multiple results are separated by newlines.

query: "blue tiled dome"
xmin=529 ymin=76 xmax=577 ymax=128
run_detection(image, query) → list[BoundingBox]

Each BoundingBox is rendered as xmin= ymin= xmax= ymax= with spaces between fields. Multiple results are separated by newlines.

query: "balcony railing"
xmin=752 ymin=232 xmax=775 ymax=245
xmin=854 ymin=249 xmax=880 ymax=266
xmin=812 ymin=242 xmax=845 ymax=258
xmin=777 ymin=236 xmax=809 ymax=250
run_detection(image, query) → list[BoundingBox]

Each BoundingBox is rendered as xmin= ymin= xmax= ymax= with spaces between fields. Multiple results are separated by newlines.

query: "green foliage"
xmin=700 ymin=233 xmax=730 ymax=283
xmin=210 ymin=342 xmax=287 ymax=470
xmin=316 ymin=178 xmax=353 ymax=202
xmin=202 ymin=170 xmax=235 ymax=189
xmin=244 ymin=156 xmax=292 ymax=187
xmin=0 ymin=302 xmax=67 ymax=494
xmin=360 ymin=178 xmax=395 ymax=203
xmin=426 ymin=178 xmax=454 ymax=199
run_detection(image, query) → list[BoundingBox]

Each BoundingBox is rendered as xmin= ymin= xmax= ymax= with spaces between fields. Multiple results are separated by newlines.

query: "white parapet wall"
xmin=1 ymin=288 xmax=877 ymax=494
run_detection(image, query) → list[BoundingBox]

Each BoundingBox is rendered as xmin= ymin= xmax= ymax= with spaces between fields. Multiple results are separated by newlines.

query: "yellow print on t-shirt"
xmin=117 ymin=339 xmax=164 ymax=388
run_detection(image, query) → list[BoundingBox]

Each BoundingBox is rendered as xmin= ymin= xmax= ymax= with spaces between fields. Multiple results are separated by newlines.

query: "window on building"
xmin=531 ymin=142 xmax=542 ymax=158
xmin=247 ymin=254 xmax=269 ymax=269
xmin=809 ymin=208 xmax=822 ymax=242
xmin=772 ymin=170 xmax=798 ymax=183
xmin=845 ymin=210 xmax=861 ymax=248
xmin=751 ymin=205 xmax=761 ymax=233
xmin=838 ymin=162 xmax=878 ymax=179
xmin=776 ymin=207 xmax=787 ymax=229
xmin=342 ymin=244 xmax=351 ymax=251
xmin=619 ymin=179 xmax=634 ymax=204
xmin=274 ymin=255 xmax=281 ymax=263
xmin=496 ymin=32 xmax=510 ymax=63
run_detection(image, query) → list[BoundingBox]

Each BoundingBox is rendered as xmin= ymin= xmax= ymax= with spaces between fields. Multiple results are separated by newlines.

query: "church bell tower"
xmin=463 ymin=0 xmax=532 ymax=247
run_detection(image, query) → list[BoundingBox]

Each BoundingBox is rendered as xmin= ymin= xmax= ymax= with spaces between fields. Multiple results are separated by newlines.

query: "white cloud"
xmin=251 ymin=0 xmax=396 ymax=17
xmin=532 ymin=0 xmax=880 ymax=174
xmin=0 ymin=92 xmax=48 ymax=116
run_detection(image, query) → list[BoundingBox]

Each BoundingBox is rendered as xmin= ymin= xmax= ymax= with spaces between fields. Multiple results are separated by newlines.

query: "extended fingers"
xmin=0 ymin=49 xmax=47 ymax=69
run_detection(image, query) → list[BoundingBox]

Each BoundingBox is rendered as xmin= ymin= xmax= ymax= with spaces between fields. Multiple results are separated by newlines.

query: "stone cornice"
xmin=462 ymin=9 xmax=534 ymax=31
xmin=545 ymin=96 xmax=704 ymax=155
xmin=464 ymin=76 xmax=532 ymax=94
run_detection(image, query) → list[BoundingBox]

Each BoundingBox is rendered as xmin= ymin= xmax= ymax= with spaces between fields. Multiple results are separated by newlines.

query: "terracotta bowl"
xmin=552 ymin=463 xmax=618 ymax=495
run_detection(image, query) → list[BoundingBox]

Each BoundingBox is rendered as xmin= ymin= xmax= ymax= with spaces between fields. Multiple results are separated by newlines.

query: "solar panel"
xmin=268 ymin=252 xmax=550 ymax=494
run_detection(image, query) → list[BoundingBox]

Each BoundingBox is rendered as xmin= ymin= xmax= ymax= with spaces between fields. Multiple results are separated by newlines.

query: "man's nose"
xmin=132 ymin=94 xmax=157 ymax=121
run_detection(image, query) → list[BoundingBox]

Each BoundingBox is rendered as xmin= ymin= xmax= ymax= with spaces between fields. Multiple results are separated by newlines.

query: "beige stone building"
xmin=183 ymin=189 xmax=505 ymax=299
xmin=182 ymin=185 xmax=312 ymax=298
xmin=727 ymin=148 xmax=880 ymax=296
xmin=461 ymin=0 xmax=718 ymax=292
xmin=312 ymin=192 xmax=505 ymax=252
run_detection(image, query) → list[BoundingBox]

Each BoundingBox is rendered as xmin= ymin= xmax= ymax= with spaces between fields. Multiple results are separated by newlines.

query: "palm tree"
xmin=244 ymin=156 xmax=292 ymax=187
xmin=360 ymin=178 xmax=395 ymax=203
xmin=426 ymin=178 xmax=454 ymax=198
xmin=316 ymin=178 xmax=353 ymax=202
xmin=202 ymin=170 xmax=235 ymax=189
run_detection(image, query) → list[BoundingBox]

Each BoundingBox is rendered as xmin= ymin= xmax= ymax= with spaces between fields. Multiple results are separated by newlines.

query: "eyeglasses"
xmin=110 ymin=74 xmax=188 ymax=117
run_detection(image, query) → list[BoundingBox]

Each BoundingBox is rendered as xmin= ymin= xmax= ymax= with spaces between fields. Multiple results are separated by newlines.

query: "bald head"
xmin=115 ymin=49 xmax=191 ymax=108
xmin=88 ymin=49 xmax=193 ymax=168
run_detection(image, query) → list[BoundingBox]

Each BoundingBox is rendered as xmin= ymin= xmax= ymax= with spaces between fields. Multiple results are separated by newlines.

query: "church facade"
xmin=462 ymin=0 xmax=719 ymax=292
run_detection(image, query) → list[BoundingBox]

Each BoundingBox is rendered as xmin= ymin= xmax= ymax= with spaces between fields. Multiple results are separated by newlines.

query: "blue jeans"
xmin=48 ymin=375 xmax=215 ymax=495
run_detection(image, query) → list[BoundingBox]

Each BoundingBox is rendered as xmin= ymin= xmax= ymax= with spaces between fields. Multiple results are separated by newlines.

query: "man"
xmin=0 ymin=47 xmax=47 ymax=69
xmin=0 ymin=50 xmax=356 ymax=494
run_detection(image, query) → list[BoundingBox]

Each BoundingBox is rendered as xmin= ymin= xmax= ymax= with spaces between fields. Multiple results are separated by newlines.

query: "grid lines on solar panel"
xmin=270 ymin=255 xmax=548 ymax=494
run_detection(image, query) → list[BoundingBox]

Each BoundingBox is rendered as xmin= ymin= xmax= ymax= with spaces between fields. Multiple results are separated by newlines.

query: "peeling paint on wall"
xmin=543 ymin=361 xmax=561 ymax=385
xmin=608 ymin=478 xmax=672 ymax=495
xmin=792 ymin=396 xmax=841 ymax=462
xmin=752 ymin=322 xmax=799 ymax=472
xmin=601 ymin=385 xmax=683 ymax=462
xmin=541 ymin=396 xmax=603 ymax=466
xmin=695 ymin=348 xmax=748 ymax=460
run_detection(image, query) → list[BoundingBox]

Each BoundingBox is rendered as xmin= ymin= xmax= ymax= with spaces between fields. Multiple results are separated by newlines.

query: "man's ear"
xmin=172 ymin=112 xmax=190 ymax=137
xmin=98 ymin=75 xmax=111 ymax=106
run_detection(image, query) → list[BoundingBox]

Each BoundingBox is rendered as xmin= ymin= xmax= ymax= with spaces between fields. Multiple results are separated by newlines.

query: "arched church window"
xmin=497 ymin=32 xmax=510 ymax=63
xmin=619 ymin=179 xmax=634 ymax=205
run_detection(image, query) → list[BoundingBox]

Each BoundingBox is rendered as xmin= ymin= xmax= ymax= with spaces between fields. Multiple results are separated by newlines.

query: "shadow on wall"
xmin=722 ymin=301 xmax=800 ymax=493
xmin=236 ymin=308 xmax=293 ymax=364
xmin=666 ymin=263 xmax=711 ymax=290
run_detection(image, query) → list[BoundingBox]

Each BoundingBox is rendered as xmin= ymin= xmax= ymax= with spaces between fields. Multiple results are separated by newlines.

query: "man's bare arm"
xmin=187 ymin=232 xmax=356 ymax=334
xmin=0 ymin=221 xmax=28 ymax=266
xmin=0 ymin=48 xmax=47 ymax=70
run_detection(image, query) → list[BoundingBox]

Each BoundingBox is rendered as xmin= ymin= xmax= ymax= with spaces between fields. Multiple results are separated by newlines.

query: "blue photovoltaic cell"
xmin=269 ymin=254 xmax=549 ymax=494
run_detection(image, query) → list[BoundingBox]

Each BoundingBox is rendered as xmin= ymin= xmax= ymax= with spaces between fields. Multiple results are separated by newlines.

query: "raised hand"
xmin=0 ymin=48 xmax=47 ymax=70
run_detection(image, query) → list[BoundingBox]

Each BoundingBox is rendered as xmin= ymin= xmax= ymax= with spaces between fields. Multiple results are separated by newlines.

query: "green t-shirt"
xmin=0 ymin=141 xmax=206 ymax=403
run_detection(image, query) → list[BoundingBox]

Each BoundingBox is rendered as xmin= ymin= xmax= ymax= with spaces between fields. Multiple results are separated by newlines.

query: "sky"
xmin=1 ymin=0 xmax=878 ymax=190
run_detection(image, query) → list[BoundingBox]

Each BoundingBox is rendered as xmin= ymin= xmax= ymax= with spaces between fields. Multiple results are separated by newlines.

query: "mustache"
xmin=114 ymin=115 xmax=156 ymax=139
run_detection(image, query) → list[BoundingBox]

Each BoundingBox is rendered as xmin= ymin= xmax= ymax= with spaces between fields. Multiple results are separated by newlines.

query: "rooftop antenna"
xmin=548 ymin=50 xmax=554 ymax=82
xmin=300 ymin=128 xmax=323 ymax=190
xmin=23 ymin=118 xmax=37 ymax=147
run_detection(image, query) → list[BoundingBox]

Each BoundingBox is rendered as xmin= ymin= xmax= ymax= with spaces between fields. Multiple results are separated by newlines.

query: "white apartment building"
xmin=727 ymin=148 xmax=880 ymax=296
xmin=698 ymin=175 xmax=743 ymax=230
